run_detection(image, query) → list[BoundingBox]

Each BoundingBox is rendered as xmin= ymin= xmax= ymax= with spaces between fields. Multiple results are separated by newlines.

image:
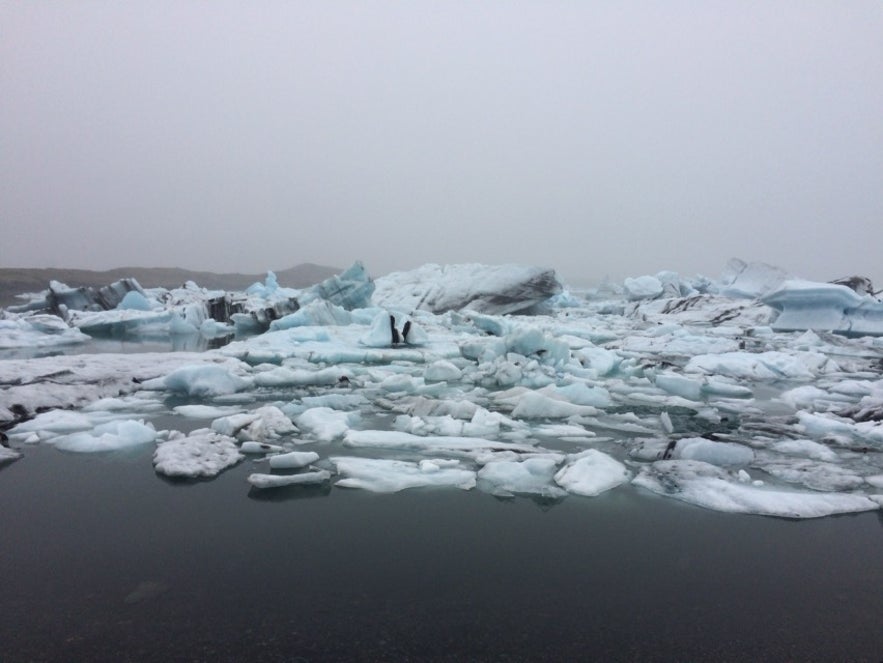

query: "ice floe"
xmin=153 ymin=429 xmax=243 ymax=478
xmin=331 ymin=457 xmax=476 ymax=492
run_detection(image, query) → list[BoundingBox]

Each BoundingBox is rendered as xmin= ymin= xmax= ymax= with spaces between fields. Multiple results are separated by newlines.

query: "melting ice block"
xmin=54 ymin=420 xmax=157 ymax=453
xmin=554 ymin=450 xmax=630 ymax=496
xmin=247 ymin=470 xmax=331 ymax=489
xmin=0 ymin=446 xmax=22 ymax=465
xmin=269 ymin=450 xmax=320 ymax=469
xmin=633 ymin=460 xmax=880 ymax=518
xmin=331 ymin=456 xmax=476 ymax=492
xmin=153 ymin=429 xmax=243 ymax=478
xmin=143 ymin=364 xmax=252 ymax=397
xmin=477 ymin=457 xmax=566 ymax=498
xmin=0 ymin=314 xmax=90 ymax=349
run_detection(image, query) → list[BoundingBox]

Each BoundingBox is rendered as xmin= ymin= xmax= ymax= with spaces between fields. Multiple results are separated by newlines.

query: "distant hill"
xmin=0 ymin=263 xmax=342 ymax=308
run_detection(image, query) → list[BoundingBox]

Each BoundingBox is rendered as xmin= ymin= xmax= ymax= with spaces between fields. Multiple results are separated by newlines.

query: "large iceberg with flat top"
xmin=763 ymin=280 xmax=883 ymax=336
xmin=372 ymin=263 xmax=563 ymax=314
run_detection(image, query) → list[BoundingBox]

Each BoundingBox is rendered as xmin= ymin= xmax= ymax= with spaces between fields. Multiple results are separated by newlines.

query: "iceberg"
xmin=763 ymin=280 xmax=883 ymax=336
xmin=553 ymin=449 xmax=630 ymax=496
xmin=372 ymin=263 xmax=562 ymax=314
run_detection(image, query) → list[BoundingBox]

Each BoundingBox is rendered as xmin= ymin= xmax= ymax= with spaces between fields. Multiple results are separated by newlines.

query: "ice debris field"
xmin=3 ymin=259 xmax=883 ymax=519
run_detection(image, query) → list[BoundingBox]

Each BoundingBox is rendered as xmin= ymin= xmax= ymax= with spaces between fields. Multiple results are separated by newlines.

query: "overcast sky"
xmin=2 ymin=2 xmax=881 ymax=286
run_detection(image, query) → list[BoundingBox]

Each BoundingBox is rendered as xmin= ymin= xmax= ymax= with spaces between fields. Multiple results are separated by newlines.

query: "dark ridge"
xmin=0 ymin=263 xmax=342 ymax=308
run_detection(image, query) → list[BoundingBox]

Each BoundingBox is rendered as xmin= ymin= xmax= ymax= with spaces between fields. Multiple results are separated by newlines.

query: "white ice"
xmin=633 ymin=460 xmax=880 ymax=518
xmin=331 ymin=456 xmax=476 ymax=492
xmin=153 ymin=429 xmax=243 ymax=478
xmin=247 ymin=470 xmax=331 ymax=489
xmin=54 ymin=419 xmax=157 ymax=453
xmin=477 ymin=456 xmax=567 ymax=498
xmin=553 ymin=450 xmax=630 ymax=496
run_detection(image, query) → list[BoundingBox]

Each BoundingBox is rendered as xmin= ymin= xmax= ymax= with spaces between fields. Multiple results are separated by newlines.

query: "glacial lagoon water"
xmin=1 ymin=441 xmax=882 ymax=662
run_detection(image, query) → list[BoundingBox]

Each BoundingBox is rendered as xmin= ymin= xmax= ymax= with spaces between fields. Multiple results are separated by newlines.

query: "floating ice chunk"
xmin=573 ymin=346 xmax=621 ymax=377
xmin=143 ymin=364 xmax=252 ymax=397
xmin=763 ymin=280 xmax=883 ymax=336
xmin=331 ymin=456 xmax=476 ymax=492
xmin=240 ymin=441 xmax=286 ymax=454
xmin=212 ymin=412 xmax=261 ymax=437
xmin=11 ymin=410 xmax=94 ymax=436
xmin=771 ymin=439 xmax=839 ymax=462
xmin=295 ymin=407 xmax=358 ymax=441
xmin=153 ymin=429 xmax=243 ymax=478
xmin=672 ymin=437 xmax=754 ymax=466
xmin=685 ymin=351 xmax=836 ymax=380
xmin=511 ymin=391 xmax=601 ymax=419
xmin=551 ymin=382 xmax=613 ymax=408
xmin=173 ymin=404 xmax=243 ymax=419
xmin=424 ymin=360 xmax=463 ymax=383
xmin=554 ymin=450 xmax=630 ymax=496
xmin=867 ymin=475 xmax=883 ymax=489
xmin=477 ymin=457 xmax=566 ymax=498
xmin=0 ymin=446 xmax=22 ymax=465
xmin=253 ymin=366 xmax=348 ymax=388
xmin=247 ymin=470 xmax=331 ymax=489
xmin=796 ymin=411 xmax=856 ymax=442
xmin=343 ymin=430 xmax=537 ymax=456
xmin=755 ymin=458 xmax=864 ymax=492
xmin=624 ymin=275 xmax=663 ymax=301
xmin=54 ymin=419 xmax=157 ymax=453
xmin=779 ymin=385 xmax=851 ymax=410
xmin=534 ymin=423 xmax=595 ymax=441
xmin=372 ymin=263 xmax=562 ymax=315
xmin=655 ymin=374 xmax=752 ymax=401
xmin=633 ymin=460 xmax=879 ymax=518
xmin=269 ymin=451 xmax=320 ymax=469
xmin=0 ymin=314 xmax=90 ymax=348
xmin=212 ymin=406 xmax=295 ymax=442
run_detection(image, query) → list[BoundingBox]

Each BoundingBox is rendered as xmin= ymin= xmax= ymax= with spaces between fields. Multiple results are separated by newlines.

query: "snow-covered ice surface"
xmin=3 ymin=260 xmax=883 ymax=518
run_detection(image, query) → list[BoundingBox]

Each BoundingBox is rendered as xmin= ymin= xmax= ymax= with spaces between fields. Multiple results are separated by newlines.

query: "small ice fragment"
xmin=269 ymin=451 xmax=320 ymax=469
xmin=247 ymin=470 xmax=331 ymax=489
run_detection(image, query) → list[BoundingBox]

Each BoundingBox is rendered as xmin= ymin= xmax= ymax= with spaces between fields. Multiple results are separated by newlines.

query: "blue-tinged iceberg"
xmin=763 ymin=280 xmax=883 ymax=336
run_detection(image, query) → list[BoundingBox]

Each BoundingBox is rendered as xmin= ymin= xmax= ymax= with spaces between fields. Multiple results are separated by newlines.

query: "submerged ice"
xmin=2 ymin=259 xmax=883 ymax=519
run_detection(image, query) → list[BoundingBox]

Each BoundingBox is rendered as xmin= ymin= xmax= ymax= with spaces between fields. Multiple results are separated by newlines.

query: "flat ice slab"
xmin=331 ymin=457 xmax=476 ymax=492
xmin=633 ymin=460 xmax=880 ymax=519
xmin=153 ymin=429 xmax=243 ymax=478
xmin=247 ymin=470 xmax=331 ymax=489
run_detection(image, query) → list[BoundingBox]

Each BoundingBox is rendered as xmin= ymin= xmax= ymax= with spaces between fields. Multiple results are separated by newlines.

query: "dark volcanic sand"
xmin=1 ymin=445 xmax=881 ymax=662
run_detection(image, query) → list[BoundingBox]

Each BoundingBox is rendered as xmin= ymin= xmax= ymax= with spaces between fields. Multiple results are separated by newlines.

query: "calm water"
xmin=1 ymin=445 xmax=882 ymax=662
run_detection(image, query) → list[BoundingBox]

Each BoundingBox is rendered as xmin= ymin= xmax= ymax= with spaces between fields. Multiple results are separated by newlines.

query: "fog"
xmin=2 ymin=2 xmax=881 ymax=286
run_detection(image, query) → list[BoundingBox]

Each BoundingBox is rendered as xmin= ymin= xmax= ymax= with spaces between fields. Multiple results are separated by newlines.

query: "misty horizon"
xmin=2 ymin=3 xmax=881 ymax=285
